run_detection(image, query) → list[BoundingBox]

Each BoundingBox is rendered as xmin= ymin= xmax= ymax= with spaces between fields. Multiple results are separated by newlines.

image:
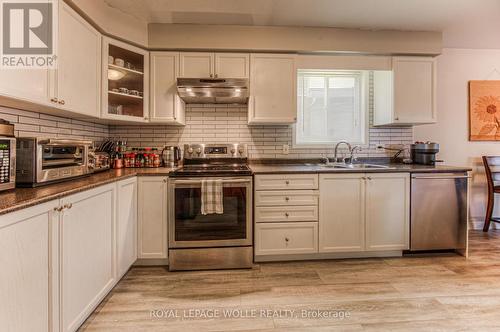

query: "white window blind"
xmin=295 ymin=70 xmax=368 ymax=146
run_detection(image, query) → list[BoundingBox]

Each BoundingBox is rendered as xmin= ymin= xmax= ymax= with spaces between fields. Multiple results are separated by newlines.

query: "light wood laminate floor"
xmin=80 ymin=230 xmax=500 ymax=332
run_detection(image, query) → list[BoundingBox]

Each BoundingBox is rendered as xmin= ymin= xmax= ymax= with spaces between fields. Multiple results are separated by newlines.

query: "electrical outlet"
xmin=282 ymin=144 xmax=290 ymax=155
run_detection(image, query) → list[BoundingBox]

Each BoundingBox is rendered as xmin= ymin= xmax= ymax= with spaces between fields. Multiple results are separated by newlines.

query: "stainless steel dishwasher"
xmin=410 ymin=172 xmax=469 ymax=252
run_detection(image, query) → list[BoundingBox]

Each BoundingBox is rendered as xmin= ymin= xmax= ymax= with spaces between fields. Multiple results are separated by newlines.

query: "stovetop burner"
xmin=169 ymin=143 xmax=252 ymax=177
xmin=170 ymin=164 xmax=252 ymax=177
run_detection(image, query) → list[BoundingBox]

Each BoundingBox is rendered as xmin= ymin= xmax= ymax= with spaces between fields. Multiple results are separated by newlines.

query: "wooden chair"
xmin=482 ymin=156 xmax=500 ymax=232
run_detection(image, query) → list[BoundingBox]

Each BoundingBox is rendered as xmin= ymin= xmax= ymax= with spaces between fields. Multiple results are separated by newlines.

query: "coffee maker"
xmin=410 ymin=142 xmax=440 ymax=165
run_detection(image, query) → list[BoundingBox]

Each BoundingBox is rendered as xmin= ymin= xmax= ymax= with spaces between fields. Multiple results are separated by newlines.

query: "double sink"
xmin=301 ymin=163 xmax=396 ymax=170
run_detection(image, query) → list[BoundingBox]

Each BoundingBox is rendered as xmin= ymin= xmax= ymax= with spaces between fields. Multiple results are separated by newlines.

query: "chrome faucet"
xmin=349 ymin=145 xmax=362 ymax=164
xmin=333 ymin=141 xmax=352 ymax=163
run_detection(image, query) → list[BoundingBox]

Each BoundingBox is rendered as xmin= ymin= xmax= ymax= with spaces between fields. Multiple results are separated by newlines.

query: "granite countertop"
xmin=248 ymin=162 xmax=473 ymax=174
xmin=0 ymin=167 xmax=175 ymax=216
xmin=0 ymin=160 xmax=473 ymax=216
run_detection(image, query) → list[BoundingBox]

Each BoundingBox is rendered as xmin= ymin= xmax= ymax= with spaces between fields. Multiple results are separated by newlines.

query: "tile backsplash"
xmin=0 ymin=106 xmax=109 ymax=141
xmin=109 ymin=105 xmax=413 ymax=159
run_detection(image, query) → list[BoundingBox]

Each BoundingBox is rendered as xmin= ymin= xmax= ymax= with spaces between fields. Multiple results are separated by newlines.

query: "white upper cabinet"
xmin=57 ymin=1 xmax=101 ymax=118
xmin=0 ymin=1 xmax=101 ymax=118
xmin=179 ymin=52 xmax=250 ymax=79
xmin=248 ymin=54 xmax=297 ymax=125
xmin=149 ymin=52 xmax=185 ymax=125
xmin=214 ymin=53 xmax=250 ymax=78
xmin=374 ymin=56 xmax=437 ymax=126
xmin=0 ymin=68 xmax=50 ymax=107
xmin=102 ymin=37 xmax=149 ymax=123
xmin=179 ymin=52 xmax=214 ymax=77
xmin=365 ymin=173 xmax=410 ymax=251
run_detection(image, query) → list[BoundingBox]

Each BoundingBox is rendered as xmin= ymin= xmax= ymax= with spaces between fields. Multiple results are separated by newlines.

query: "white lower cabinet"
xmin=319 ymin=173 xmax=410 ymax=253
xmin=60 ymin=184 xmax=116 ymax=332
xmin=255 ymin=205 xmax=318 ymax=223
xmin=365 ymin=173 xmax=410 ymax=251
xmin=116 ymin=177 xmax=138 ymax=278
xmin=255 ymin=222 xmax=318 ymax=255
xmin=138 ymin=176 xmax=168 ymax=259
xmin=319 ymin=174 xmax=366 ymax=252
xmin=0 ymin=200 xmax=59 ymax=332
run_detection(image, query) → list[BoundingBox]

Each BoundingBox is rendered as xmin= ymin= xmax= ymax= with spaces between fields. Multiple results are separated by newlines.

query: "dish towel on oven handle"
xmin=201 ymin=179 xmax=224 ymax=215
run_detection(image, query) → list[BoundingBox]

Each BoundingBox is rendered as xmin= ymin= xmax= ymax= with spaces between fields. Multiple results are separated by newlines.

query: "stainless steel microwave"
xmin=16 ymin=138 xmax=93 ymax=187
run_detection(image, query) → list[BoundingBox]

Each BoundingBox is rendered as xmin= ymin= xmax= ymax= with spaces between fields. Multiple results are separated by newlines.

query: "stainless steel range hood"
xmin=177 ymin=78 xmax=249 ymax=104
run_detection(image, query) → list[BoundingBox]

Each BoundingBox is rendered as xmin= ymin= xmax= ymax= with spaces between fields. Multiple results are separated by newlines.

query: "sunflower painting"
xmin=469 ymin=80 xmax=500 ymax=141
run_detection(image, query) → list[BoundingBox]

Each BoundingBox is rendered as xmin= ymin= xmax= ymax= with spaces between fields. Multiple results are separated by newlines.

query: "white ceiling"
xmin=102 ymin=0 xmax=500 ymax=49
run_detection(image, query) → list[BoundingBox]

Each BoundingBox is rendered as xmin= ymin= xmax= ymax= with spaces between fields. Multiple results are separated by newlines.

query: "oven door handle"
xmin=171 ymin=178 xmax=252 ymax=185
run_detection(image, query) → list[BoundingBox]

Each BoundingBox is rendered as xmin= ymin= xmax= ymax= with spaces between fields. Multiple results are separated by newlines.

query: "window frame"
xmin=293 ymin=69 xmax=370 ymax=148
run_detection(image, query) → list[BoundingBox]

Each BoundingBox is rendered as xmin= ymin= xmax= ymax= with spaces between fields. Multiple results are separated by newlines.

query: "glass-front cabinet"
xmin=101 ymin=37 xmax=149 ymax=122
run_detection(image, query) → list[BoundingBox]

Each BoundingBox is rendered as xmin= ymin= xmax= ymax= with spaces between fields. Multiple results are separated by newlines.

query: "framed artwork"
xmin=469 ymin=80 xmax=500 ymax=141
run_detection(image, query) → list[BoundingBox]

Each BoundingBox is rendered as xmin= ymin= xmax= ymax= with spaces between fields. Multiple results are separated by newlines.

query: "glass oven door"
xmin=168 ymin=177 xmax=252 ymax=248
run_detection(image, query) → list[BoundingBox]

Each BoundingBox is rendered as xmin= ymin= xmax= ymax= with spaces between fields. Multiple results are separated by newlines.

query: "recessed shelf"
xmin=108 ymin=63 xmax=143 ymax=75
xmin=108 ymin=90 xmax=143 ymax=100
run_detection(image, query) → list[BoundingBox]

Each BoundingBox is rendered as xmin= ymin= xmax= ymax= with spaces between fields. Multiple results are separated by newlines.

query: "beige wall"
xmin=149 ymin=24 xmax=442 ymax=55
xmin=68 ymin=0 xmax=148 ymax=47
xmin=414 ymin=48 xmax=500 ymax=224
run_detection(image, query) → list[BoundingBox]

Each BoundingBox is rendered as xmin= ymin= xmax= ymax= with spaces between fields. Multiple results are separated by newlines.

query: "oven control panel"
xmin=184 ymin=143 xmax=247 ymax=159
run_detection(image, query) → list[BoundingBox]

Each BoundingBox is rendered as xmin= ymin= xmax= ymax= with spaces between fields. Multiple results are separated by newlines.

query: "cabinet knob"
xmin=63 ymin=203 xmax=72 ymax=209
xmin=50 ymin=98 xmax=58 ymax=103
xmin=285 ymin=212 xmax=289 ymax=217
xmin=285 ymin=237 xmax=290 ymax=242
xmin=209 ymin=74 xmax=213 ymax=78
xmin=362 ymin=177 xmax=366 ymax=180
xmin=58 ymin=100 xmax=65 ymax=105
xmin=367 ymin=176 xmax=372 ymax=180
xmin=54 ymin=206 xmax=63 ymax=212
xmin=163 ymin=179 xmax=167 ymax=183
xmin=395 ymin=117 xmax=399 ymax=121
xmin=285 ymin=180 xmax=290 ymax=185
xmin=285 ymin=197 xmax=290 ymax=201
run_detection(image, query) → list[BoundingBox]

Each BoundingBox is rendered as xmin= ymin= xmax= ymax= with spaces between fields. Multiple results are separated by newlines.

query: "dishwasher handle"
xmin=412 ymin=174 xmax=471 ymax=179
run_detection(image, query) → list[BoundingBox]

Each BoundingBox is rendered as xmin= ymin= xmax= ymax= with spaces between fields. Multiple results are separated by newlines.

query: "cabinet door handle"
xmin=50 ymin=98 xmax=58 ymax=103
xmin=58 ymin=100 xmax=65 ymax=105
xmin=285 ymin=180 xmax=290 ymax=185
xmin=63 ymin=203 xmax=72 ymax=209
xmin=285 ymin=237 xmax=290 ymax=242
xmin=54 ymin=206 xmax=63 ymax=212
xmin=163 ymin=179 xmax=167 ymax=183
xmin=285 ymin=197 xmax=290 ymax=201
xmin=367 ymin=176 xmax=372 ymax=180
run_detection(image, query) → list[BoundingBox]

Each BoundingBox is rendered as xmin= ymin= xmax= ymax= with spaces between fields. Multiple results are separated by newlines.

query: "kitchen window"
xmin=294 ymin=70 xmax=369 ymax=147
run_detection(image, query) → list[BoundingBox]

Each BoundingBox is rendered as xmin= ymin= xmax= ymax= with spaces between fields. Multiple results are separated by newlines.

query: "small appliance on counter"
xmin=16 ymin=138 xmax=93 ymax=187
xmin=0 ymin=119 xmax=16 ymax=192
xmin=410 ymin=142 xmax=441 ymax=165
xmin=88 ymin=150 xmax=111 ymax=173
xmin=161 ymin=145 xmax=181 ymax=167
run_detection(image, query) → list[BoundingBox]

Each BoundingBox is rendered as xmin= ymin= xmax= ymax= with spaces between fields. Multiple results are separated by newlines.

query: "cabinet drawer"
xmin=255 ymin=190 xmax=318 ymax=206
xmin=255 ymin=174 xmax=319 ymax=190
xmin=255 ymin=206 xmax=318 ymax=223
xmin=255 ymin=222 xmax=318 ymax=255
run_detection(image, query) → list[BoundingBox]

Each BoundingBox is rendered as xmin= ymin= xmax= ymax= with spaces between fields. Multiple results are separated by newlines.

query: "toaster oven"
xmin=16 ymin=138 xmax=92 ymax=187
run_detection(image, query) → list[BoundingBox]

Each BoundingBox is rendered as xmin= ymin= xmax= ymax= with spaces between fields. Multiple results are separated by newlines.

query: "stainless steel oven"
xmin=168 ymin=176 xmax=253 ymax=270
